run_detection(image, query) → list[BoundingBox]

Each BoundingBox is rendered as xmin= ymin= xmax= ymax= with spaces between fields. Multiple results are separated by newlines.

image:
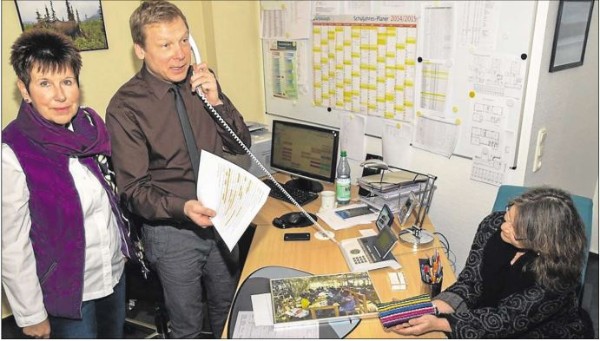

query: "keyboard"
xmin=263 ymin=180 xmax=319 ymax=206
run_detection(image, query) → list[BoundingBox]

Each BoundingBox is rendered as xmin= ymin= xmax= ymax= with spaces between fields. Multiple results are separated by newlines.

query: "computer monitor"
xmin=270 ymin=120 xmax=339 ymax=192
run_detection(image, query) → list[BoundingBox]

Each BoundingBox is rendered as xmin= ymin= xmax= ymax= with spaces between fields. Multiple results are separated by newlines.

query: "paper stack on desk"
xmin=358 ymin=170 xmax=426 ymax=192
xmin=358 ymin=169 xmax=427 ymax=213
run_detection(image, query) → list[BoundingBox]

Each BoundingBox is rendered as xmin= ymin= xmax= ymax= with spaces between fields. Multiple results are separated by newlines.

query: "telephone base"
xmin=339 ymin=238 xmax=401 ymax=273
xmin=346 ymin=258 xmax=402 ymax=273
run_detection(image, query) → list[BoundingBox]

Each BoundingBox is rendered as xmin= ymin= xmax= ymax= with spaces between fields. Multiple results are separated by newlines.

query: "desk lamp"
xmin=398 ymin=175 xmax=436 ymax=247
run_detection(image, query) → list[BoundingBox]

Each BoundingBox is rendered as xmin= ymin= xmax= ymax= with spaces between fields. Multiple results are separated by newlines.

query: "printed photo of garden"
xmin=270 ymin=271 xmax=381 ymax=326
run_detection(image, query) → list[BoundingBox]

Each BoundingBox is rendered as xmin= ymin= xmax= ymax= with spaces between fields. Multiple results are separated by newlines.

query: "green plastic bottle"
xmin=335 ymin=150 xmax=351 ymax=205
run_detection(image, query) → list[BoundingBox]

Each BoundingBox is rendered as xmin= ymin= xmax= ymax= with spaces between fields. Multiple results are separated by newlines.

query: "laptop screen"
xmin=373 ymin=227 xmax=398 ymax=259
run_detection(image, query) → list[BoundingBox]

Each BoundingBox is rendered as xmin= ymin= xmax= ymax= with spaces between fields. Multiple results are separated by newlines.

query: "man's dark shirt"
xmin=106 ymin=65 xmax=251 ymax=223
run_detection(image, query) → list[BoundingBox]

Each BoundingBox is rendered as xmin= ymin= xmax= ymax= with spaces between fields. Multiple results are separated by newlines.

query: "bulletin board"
xmin=261 ymin=1 xmax=537 ymax=165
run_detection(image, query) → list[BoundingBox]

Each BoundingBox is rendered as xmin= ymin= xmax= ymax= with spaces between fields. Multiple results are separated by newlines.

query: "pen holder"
xmin=418 ymin=257 xmax=443 ymax=298
xmin=421 ymin=278 xmax=442 ymax=298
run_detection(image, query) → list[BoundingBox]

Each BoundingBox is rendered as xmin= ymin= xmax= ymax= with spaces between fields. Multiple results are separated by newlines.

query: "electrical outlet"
xmin=532 ymin=128 xmax=547 ymax=172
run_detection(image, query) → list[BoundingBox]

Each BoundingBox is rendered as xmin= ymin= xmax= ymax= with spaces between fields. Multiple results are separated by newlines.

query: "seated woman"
xmin=390 ymin=187 xmax=592 ymax=338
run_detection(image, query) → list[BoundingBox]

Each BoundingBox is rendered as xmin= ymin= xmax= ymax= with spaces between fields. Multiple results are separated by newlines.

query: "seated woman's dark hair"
xmin=510 ymin=187 xmax=587 ymax=293
xmin=10 ymin=29 xmax=82 ymax=89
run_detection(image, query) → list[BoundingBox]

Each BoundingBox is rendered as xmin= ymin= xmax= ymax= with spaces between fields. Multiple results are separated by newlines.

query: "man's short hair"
xmin=129 ymin=0 xmax=189 ymax=47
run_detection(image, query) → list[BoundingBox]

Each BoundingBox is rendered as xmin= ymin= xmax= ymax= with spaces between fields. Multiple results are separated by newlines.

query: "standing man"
xmin=106 ymin=0 xmax=251 ymax=338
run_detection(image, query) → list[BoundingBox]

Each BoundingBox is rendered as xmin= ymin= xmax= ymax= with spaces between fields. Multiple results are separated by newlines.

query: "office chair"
xmin=491 ymin=185 xmax=593 ymax=303
xmin=125 ymin=260 xmax=171 ymax=338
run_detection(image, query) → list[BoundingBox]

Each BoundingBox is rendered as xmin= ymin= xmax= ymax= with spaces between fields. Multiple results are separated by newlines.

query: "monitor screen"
xmin=270 ymin=120 xmax=339 ymax=192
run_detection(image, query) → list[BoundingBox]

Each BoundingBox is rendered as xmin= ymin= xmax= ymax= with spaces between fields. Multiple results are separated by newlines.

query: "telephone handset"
xmin=188 ymin=34 xmax=338 ymax=244
xmin=188 ymin=34 xmax=202 ymax=64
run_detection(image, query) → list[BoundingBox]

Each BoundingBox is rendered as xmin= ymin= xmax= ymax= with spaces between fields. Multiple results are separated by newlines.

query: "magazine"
xmin=269 ymin=271 xmax=381 ymax=327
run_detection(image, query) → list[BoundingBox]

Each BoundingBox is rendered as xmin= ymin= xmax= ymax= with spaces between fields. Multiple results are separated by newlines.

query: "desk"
xmin=224 ymin=174 xmax=456 ymax=338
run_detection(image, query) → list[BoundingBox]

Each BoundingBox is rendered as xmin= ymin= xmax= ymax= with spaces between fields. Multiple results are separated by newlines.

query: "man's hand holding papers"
xmin=197 ymin=150 xmax=270 ymax=251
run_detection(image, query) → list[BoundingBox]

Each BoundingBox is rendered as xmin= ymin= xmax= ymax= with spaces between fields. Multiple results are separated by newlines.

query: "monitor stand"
xmin=285 ymin=178 xmax=324 ymax=193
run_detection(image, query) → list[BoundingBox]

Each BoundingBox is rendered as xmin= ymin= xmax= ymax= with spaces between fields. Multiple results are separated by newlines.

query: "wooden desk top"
xmin=225 ymin=174 xmax=456 ymax=338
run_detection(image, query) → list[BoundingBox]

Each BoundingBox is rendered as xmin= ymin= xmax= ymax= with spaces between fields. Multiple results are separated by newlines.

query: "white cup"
xmin=319 ymin=190 xmax=336 ymax=212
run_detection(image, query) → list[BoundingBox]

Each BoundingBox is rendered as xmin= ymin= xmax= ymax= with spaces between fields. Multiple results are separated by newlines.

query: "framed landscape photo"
xmin=15 ymin=0 xmax=108 ymax=51
xmin=549 ymin=0 xmax=595 ymax=72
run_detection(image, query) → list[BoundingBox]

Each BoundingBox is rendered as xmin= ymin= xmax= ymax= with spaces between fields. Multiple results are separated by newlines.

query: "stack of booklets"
xmin=269 ymin=271 xmax=381 ymax=328
xmin=376 ymin=294 xmax=437 ymax=328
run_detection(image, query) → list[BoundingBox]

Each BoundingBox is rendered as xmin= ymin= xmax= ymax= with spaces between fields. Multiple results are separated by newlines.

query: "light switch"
xmin=532 ymin=128 xmax=547 ymax=172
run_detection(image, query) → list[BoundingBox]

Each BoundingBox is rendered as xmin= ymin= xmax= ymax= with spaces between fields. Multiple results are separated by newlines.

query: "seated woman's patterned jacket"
xmin=435 ymin=211 xmax=590 ymax=338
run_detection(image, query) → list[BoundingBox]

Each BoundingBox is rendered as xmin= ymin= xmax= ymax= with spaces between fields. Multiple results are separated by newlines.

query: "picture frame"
xmin=375 ymin=204 xmax=394 ymax=230
xmin=549 ymin=0 xmax=595 ymax=72
xmin=14 ymin=0 xmax=108 ymax=52
xmin=398 ymin=192 xmax=419 ymax=226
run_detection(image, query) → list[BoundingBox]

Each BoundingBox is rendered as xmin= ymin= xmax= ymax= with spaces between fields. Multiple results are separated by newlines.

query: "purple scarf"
xmin=15 ymin=101 xmax=111 ymax=158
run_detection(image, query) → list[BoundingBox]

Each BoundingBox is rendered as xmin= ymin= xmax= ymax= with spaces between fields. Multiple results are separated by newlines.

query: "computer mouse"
xmin=272 ymin=212 xmax=318 ymax=229
xmin=287 ymin=213 xmax=305 ymax=225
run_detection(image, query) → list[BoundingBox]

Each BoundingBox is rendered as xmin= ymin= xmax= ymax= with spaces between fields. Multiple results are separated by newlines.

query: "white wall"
xmin=523 ymin=1 xmax=599 ymax=252
xmin=593 ymin=182 xmax=599 ymax=253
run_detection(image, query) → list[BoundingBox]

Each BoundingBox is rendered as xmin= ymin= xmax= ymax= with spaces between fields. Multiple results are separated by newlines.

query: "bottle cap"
xmin=341 ymin=150 xmax=347 ymax=157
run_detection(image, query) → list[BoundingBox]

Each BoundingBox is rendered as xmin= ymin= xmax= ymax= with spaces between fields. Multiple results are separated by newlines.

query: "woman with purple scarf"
xmin=2 ymin=29 xmax=135 ymax=338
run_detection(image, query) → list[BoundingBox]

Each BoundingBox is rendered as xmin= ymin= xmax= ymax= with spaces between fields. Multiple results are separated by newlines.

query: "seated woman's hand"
xmin=387 ymin=314 xmax=451 ymax=336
